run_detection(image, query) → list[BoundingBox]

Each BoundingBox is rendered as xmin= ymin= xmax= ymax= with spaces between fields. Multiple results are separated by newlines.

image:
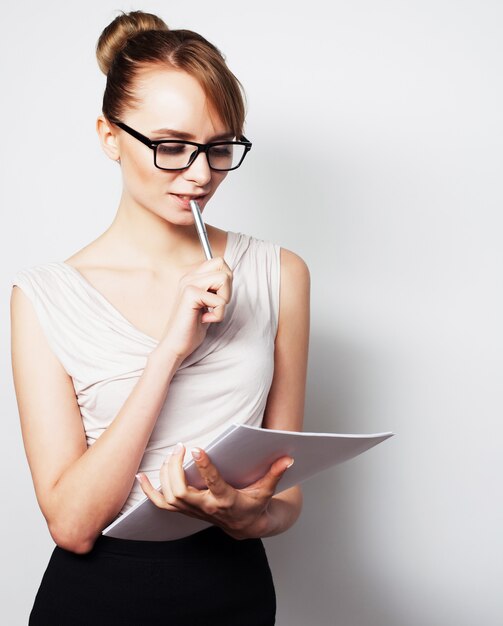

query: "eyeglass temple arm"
xmin=109 ymin=119 xmax=154 ymax=148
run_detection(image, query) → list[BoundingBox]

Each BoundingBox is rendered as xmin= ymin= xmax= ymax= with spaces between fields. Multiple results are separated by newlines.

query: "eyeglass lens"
xmin=156 ymin=143 xmax=246 ymax=170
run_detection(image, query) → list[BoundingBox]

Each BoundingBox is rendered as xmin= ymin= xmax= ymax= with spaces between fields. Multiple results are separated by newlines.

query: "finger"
xmin=191 ymin=447 xmax=233 ymax=500
xmin=159 ymin=445 xmax=207 ymax=511
xmin=182 ymin=285 xmax=227 ymax=310
xmin=182 ymin=270 xmax=232 ymax=305
xmin=247 ymin=457 xmax=295 ymax=497
xmin=181 ymin=286 xmax=228 ymax=322
xmin=193 ymin=256 xmax=232 ymax=277
xmin=200 ymin=298 xmax=228 ymax=323
xmin=184 ymin=268 xmax=232 ymax=289
xmin=164 ymin=443 xmax=195 ymax=499
xmin=135 ymin=472 xmax=178 ymax=511
xmin=174 ymin=285 xmax=225 ymax=323
xmin=185 ymin=257 xmax=233 ymax=290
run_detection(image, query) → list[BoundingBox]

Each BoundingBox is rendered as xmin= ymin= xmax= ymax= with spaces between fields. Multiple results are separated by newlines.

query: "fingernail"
xmin=191 ymin=447 xmax=202 ymax=461
xmin=135 ymin=473 xmax=142 ymax=482
xmin=285 ymin=458 xmax=295 ymax=469
xmin=173 ymin=442 xmax=183 ymax=454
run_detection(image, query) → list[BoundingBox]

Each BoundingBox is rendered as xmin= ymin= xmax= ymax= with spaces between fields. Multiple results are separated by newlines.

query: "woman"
xmin=11 ymin=10 xmax=310 ymax=625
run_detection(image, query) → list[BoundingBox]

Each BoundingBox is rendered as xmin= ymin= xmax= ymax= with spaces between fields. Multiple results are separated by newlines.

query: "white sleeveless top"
xmin=11 ymin=231 xmax=281 ymax=517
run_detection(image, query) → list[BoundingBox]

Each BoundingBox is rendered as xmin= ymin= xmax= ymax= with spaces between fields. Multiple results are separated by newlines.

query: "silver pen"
xmin=189 ymin=200 xmax=213 ymax=260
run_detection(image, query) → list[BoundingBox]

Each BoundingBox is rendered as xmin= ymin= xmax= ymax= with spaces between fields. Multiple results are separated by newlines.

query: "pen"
xmin=189 ymin=200 xmax=213 ymax=260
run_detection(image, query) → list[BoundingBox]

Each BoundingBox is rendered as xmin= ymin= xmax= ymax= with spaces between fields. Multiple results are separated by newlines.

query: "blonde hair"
xmin=96 ymin=10 xmax=246 ymax=137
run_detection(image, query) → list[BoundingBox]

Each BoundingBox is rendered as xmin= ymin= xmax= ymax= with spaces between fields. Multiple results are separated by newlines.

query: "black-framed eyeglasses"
xmin=109 ymin=119 xmax=252 ymax=172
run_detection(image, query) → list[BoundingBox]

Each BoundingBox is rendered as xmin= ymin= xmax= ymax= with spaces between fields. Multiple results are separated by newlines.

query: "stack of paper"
xmin=102 ymin=423 xmax=393 ymax=541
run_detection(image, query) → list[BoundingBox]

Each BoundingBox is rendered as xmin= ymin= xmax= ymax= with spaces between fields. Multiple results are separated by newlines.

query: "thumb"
xmin=251 ymin=456 xmax=295 ymax=492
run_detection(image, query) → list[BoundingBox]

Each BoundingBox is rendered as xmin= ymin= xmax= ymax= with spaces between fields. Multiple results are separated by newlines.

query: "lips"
xmin=170 ymin=193 xmax=207 ymax=209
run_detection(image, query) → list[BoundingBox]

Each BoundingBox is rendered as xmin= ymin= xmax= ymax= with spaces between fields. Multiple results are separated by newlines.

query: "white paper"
xmin=102 ymin=424 xmax=394 ymax=541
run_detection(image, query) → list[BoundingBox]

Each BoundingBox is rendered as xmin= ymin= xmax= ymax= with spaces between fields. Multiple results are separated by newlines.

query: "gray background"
xmin=2 ymin=1 xmax=502 ymax=624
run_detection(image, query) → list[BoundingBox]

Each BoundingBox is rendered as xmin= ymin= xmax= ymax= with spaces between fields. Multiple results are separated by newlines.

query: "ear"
xmin=96 ymin=115 xmax=121 ymax=162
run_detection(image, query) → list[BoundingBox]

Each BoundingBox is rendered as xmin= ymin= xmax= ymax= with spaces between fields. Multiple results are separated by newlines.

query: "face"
xmin=98 ymin=68 xmax=230 ymax=225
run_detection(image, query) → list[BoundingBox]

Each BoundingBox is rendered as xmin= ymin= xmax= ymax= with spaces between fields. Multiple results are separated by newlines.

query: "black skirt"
xmin=29 ymin=525 xmax=276 ymax=625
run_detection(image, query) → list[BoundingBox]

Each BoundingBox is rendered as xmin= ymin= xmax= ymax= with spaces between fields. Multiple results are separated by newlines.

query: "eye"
xmin=157 ymin=143 xmax=189 ymax=156
xmin=210 ymin=145 xmax=232 ymax=156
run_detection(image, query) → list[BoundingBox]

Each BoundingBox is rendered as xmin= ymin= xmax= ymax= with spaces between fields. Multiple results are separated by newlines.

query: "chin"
xmin=156 ymin=207 xmax=199 ymax=227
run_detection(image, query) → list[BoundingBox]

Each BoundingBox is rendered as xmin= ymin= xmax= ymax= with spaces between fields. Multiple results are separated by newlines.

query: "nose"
xmin=183 ymin=149 xmax=212 ymax=186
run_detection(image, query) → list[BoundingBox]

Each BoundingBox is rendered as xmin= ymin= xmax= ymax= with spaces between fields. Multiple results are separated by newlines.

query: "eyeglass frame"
xmin=108 ymin=118 xmax=252 ymax=172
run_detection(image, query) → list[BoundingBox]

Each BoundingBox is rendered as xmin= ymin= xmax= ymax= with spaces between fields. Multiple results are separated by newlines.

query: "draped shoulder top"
xmin=11 ymin=231 xmax=281 ymax=515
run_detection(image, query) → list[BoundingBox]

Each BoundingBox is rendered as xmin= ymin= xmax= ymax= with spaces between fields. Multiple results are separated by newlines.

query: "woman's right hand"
xmin=153 ymin=256 xmax=233 ymax=364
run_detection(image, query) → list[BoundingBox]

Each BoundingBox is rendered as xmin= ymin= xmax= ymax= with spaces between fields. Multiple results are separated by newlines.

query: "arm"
xmin=11 ymin=285 xmax=180 ymax=554
xmin=137 ymin=247 xmax=311 ymax=539
xmin=10 ymin=257 xmax=232 ymax=554
xmin=259 ymin=247 xmax=310 ymax=537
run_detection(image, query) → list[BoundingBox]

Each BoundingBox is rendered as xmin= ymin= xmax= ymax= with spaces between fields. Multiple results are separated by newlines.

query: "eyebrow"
xmin=150 ymin=128 xmax=235 ymax=141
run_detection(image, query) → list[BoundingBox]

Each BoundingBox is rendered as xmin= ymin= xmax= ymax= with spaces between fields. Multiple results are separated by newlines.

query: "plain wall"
xmin=1 ymin=1 xmax=502 ymax=624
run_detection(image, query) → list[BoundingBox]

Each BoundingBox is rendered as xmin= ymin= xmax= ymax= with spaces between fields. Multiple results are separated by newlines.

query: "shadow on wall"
xmin=264 ymin=329 xmax=406 ymax=626
xmin=248 ymin=129 xmax=416 ymax=625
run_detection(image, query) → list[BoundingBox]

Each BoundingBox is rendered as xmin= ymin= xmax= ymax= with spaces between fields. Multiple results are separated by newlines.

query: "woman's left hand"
xmin=135 ymin=443 xmax=294 ymax=540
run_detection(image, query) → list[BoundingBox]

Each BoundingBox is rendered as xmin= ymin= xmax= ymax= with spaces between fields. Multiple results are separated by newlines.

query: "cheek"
xmin=124 ymin=149 xmax=176 ymax=192
xmin=128 ymin=148 xmax=155 ymax=182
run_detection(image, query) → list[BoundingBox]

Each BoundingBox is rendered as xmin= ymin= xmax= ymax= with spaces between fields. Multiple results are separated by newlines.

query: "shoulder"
xmin=277 ymin=247 xmax=310 ymax=330
xmin=12 ymin=261 xmax=63 ymax=281
xmin=279 ymin=247 xmax=310 ymax=289
xmin=229 ymin=231 xmax=310 ymax=291
xmin=226 ymin=231 xmax=279 ymax=271
xmin=229 ymin=231 xmax=308 ymax=270
xmin=10 ymin=264 xmax=66 ymax=375
xmin=10 ymin=261 xmax=76 ymax=323
xmin=11 ymin=262 xmax=66 ymax=293
xmin=11 ymin=263 xmax=54 ymax=298
xmin=10 ymin=263 xmax=57 ymax=323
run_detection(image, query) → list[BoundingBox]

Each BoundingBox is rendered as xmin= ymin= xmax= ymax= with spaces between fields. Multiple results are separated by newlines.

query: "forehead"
xmin=129 ymin=67 xmax=228 ymax=137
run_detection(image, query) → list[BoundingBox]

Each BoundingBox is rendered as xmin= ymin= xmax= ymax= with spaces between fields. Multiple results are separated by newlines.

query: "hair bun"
xmin=96 ymin=10 xmax=169 ymax=75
